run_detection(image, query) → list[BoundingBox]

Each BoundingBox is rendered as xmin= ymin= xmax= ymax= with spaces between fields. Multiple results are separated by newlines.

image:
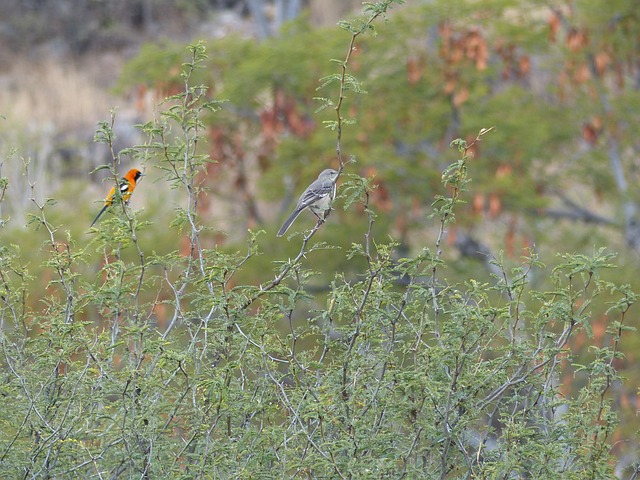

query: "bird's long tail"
xmin=277 ymin=208 xmax=304 ymax=237
xmin=90 ymin=204 xmax=109 ymax=227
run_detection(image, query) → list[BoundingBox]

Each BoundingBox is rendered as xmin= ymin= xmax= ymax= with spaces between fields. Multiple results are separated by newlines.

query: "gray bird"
xmin=277 ymin=168 xmax=339 ymax=237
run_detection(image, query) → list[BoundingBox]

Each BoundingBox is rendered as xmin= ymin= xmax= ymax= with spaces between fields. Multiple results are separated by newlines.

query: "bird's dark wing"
xmin=296 ymin=181 xmax=333 ymax=210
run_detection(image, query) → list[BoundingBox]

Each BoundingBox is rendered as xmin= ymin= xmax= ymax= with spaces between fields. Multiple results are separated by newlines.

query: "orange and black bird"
xmin=90 ymin=168 xmax=144 ymax=227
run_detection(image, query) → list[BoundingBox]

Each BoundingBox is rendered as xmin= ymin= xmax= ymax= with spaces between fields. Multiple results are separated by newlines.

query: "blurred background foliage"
xmin=1 ymin=0 xmax=640 ymax=472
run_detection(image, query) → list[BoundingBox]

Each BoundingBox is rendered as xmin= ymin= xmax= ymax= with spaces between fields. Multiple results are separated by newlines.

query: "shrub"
xmin=0 ymin=3 xmax=635 ymax=478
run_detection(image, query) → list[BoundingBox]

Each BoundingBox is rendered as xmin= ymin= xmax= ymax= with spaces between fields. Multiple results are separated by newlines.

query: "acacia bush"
xmin=0 ymin=2 xmax=637 ymax=478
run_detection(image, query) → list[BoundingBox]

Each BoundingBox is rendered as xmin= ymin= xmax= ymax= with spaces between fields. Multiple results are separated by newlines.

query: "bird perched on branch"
xmin=90 ymin=168 xmax=144 ymax=227
xmin=277 ymin=168 xmax=339 ymax=237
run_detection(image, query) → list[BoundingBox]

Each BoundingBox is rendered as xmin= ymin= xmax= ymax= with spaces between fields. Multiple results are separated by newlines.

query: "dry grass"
xmin=0 ymin=55 xmax=126 ymax=131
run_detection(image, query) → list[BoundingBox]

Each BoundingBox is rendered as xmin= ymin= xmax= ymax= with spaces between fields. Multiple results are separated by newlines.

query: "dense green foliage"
xmin=1 ymin=1 xmax=639 ymax=478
